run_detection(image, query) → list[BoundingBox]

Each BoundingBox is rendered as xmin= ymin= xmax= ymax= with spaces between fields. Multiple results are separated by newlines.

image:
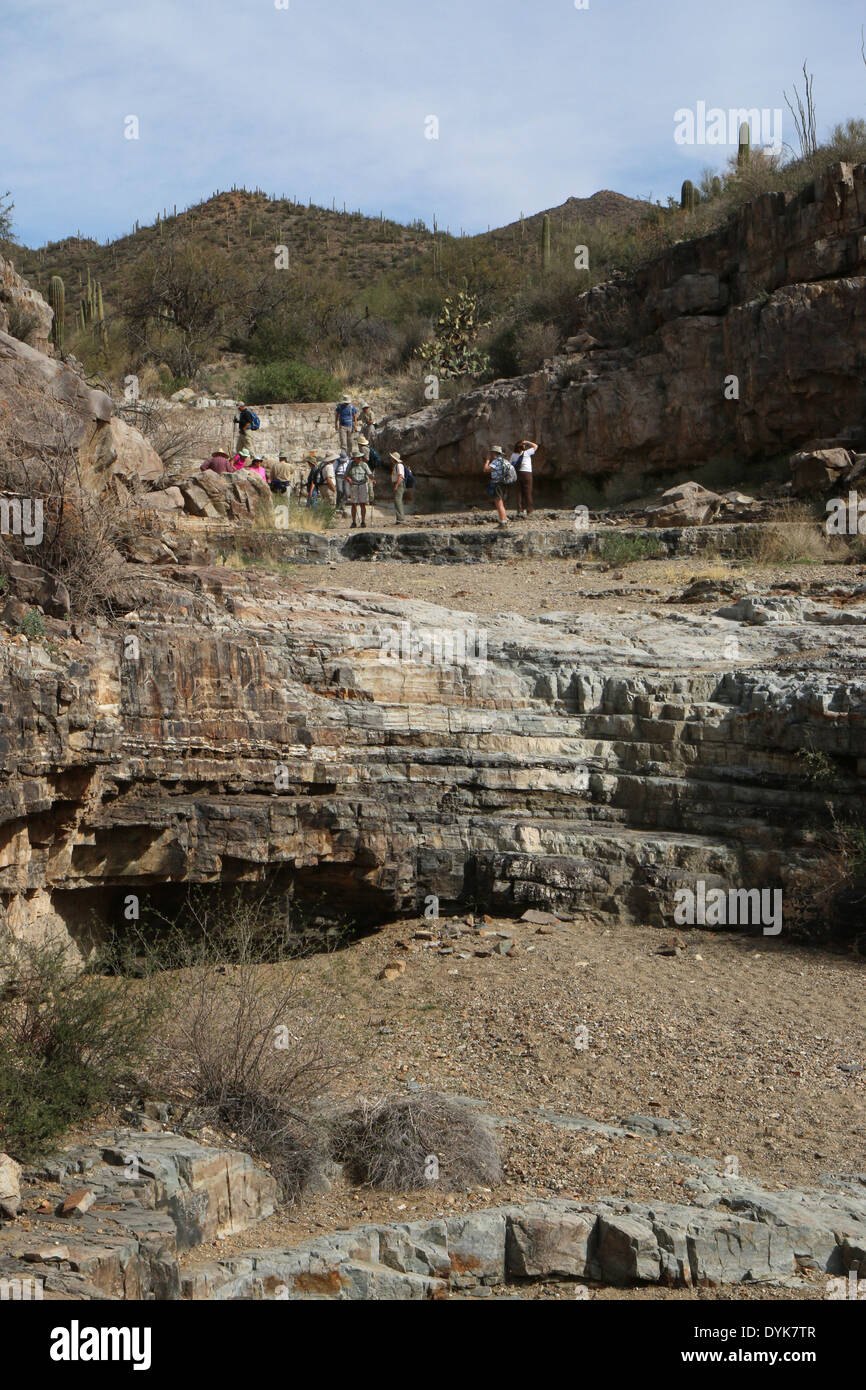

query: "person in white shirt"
xmin=319 ymin=453 xmax=338 ymax=507
xmin=390 ymin=452 xmax=406 ymax=525
xmin=511 ymin=439 xmax=538 ymax=517
xmin=334 ymin=452 xmax=350 ymax=513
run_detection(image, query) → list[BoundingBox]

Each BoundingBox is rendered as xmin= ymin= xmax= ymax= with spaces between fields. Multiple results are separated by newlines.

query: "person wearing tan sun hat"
xmin=358 ymin=400 xmax=375 ymax=439
xmin=390 ymin=452 xmax=407 ymax=525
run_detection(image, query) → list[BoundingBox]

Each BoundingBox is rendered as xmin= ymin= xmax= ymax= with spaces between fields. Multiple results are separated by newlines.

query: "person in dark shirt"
xmin=201 ymin=451 xmax=234 ymax=475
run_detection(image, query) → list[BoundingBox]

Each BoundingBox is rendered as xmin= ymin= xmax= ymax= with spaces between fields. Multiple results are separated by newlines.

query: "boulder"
xmin=78 ymin=416 xmax=164 ymax=496
xmin=226 ymin=472 xmax=273 ymax=523
xmin=0 ymin=331 xmax=112 ymax=457
xmin=646 ymin=482 xmax=722 ymax=527
xmin=506 ymin=1205 xmax=594 ymax=1278
xmin=181 ymin=479 xmax=225 ymax=520
xmin=122 ymin=535 xmax=177 ymax=564
xmin=138 ymin=486 xmax=184 ymax=513
xmin=790 ymin=447 xmax=851 ymax=495
xmin=0 ymin=1153 xmax=22 ymax=1219
xmin=3 ymin=561 xmax=70 ymax=618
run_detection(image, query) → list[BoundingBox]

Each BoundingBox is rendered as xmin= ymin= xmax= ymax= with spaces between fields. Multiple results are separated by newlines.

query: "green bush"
xmin=0 ymin=940 xmax=166 ymax=1160
xmin=245 ymin=360 xmax=341 ymax=405
xmin=17 ymin=609 xmax=47 ymax=639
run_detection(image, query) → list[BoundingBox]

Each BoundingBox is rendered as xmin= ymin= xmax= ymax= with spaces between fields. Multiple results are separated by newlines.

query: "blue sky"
xmin=2 ymin=0 xmax=865 ymax=246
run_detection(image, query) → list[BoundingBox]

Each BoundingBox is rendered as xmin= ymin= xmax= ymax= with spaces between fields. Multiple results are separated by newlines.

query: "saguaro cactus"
xmin=681 ymin=180 xmax=696 ymax=213
xmin=711 ymin=175 xmax=723 ymax=199
xmin=541 ymin=213 xmax=551 ymax=272
xmin=738 ymin=122 xmax=751 ymax=170
xmin=48 ymin=275 xmax=65 ymax=351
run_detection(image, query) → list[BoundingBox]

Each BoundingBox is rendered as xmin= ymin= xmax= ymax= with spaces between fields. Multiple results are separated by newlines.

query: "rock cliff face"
xmin=1 ymin=561 xmax=863 ymax=951
xmin=378 ymin=164 xmax=866 ymax=500
xmin=0 ymin=254 xmax=53 ymax=352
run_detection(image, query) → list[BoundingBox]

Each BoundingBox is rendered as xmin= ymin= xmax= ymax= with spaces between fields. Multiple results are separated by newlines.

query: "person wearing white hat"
xmin=334 ymin=394 xmax=358 ymax=456
xmin=390 ymin=452 xmax=406 ymax=525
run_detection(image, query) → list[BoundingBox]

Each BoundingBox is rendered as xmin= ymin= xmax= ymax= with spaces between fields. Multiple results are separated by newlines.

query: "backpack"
xmin=367 ymin=446 xmax=382 ymax=470
xmin=240 ymin=409 xmax=260 ymax=431
xmin=502 ymin=460 xmax=518 ymax=485
xmin=312 ymin=464 xmax=325 ymax=488
xmin=403 ymin=464 xmax=416 ymax=490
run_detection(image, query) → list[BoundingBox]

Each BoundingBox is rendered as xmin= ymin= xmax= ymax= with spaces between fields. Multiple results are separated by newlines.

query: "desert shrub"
xmin=0 ymin=413 xmax=128 ymax=617
xmin=142 ymin=889 xmax=346 ymax=1201
xmin=118 ymin=396 xmax=202 ymax=475
xmin=16 ymin=608 xmax=47 ymax=639
xmin=332 ymin=1091 xmax=502 ymax=1191
xmin=0 ymin=938 xmax=166 ymax=1160
xmin=785 ymin=818 xmax=866 ymax=949
xmin=598 ymin=532 xmax=665 ymax=563
xmin=746 ymin=504 xmax=838 ymax=565
xmin=5 ymin=302 xmax=41 ymax=345
xmin=245 ymin=359 xmax=341 ymax=404
xmin=515 ymin=320 xmax=561 ymax=373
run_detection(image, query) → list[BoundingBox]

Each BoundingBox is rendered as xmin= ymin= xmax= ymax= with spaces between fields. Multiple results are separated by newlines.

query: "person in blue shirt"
xmin=334 ymin=395 xmax=358 ymax=456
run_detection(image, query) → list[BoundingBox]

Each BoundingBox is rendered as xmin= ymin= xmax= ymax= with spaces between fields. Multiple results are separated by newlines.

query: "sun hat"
xmin=340 ymin=394 xmax=351 ymax=403
xmin=390 ymin=452 xmax=403 ymax=464
xmin=239 ymin=448 xmax=252 ymax=459
xmin=491 ymin=445 xmax=504 ymax=455
xmin=358 ymin=436 xmax=369 ymax=446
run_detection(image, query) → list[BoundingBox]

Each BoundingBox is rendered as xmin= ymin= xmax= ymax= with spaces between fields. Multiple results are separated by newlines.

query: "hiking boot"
xmin=361 ymin=521 xmax=367 ymax=528
xmin=350 ymin=521 xmax=357 ymax=529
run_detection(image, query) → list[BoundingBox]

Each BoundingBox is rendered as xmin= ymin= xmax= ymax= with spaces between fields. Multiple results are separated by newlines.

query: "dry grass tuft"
xmin=332 ymin=1091 xmax=502 ymax=1191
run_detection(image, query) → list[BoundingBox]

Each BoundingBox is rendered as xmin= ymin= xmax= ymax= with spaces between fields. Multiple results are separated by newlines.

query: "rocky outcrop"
xmin=192 ymin=1172 xmax=866 ymax=1297
xmin=378 ymin=165 xmax=866 ymax=501
xmin=2 ymin=1125 xmax=861 ymax=1298
xmin=0 ymin=1130 xmax=278 ymax=1300
xmin=0 ymin=255 xmax=53 ymax=352
xmin=0 ymin=560 xmax=863 ymax=951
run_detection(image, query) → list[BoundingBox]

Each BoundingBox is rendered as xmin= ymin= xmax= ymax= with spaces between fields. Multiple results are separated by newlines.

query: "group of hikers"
xmin=198 ymin=395 xmax=537 ymax=529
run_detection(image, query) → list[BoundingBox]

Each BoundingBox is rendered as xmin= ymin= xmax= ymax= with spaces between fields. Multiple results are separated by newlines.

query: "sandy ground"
xmin=180 ymin=911 xmax=864 ymax=1294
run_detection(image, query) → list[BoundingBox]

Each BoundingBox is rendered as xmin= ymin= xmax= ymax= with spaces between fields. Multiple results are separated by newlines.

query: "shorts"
xmin=348 ymin=481 xmax=369 ymax=505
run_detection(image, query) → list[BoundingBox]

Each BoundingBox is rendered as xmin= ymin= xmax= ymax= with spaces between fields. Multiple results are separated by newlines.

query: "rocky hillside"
xmin=378 ymin=163 xmax=866 ymax=499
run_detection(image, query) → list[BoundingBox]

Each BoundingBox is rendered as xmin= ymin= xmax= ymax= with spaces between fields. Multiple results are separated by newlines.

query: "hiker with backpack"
xmin=334 ymin=395 xmax=358 ymax=455
xmin=306 ymin=455 xmax=321 ymax=506
xmin=318 ymin=452 xmax=338 ymax=507
xmin=389 ymin=452 xmax=415 ymax=525
xmin=511 ymin=438 xmax=538 ymax=518
xmin=335 ymin=452 xmax=350 ymax=513
xmin=234 ymin=402 xmax=261 ymax=456
xmin=270 ymin=454 xmax=293 ymax=494
xmin=347 ymin=450 xmax=374 ymax=529
xmin=484 ymin=445 xmax=517 ymax=527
